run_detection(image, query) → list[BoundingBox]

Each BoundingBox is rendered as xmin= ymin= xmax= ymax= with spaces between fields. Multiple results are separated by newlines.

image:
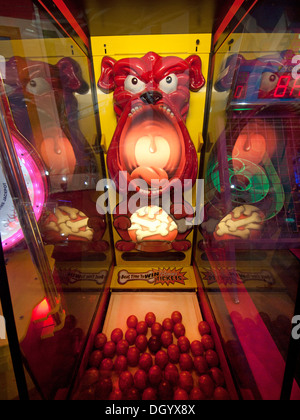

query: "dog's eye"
xmin=124 ymin=75 xmax=146 ymax=94
xmin=159 ymin=74 xmax=178 ymax=94
xmin=26 ymin=78 xmax=51 ymax=95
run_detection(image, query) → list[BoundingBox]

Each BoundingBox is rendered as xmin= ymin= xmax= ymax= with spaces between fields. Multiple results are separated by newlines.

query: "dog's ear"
xmin=185 ymin=55 xmax=205 ymax=91
xmin=214 ymin=54 xmax=245 ymax=92
xmin=57 ymin=57 xmax=89 ymax=94
xmin=98 ymin=56 xmax=117 ymax=92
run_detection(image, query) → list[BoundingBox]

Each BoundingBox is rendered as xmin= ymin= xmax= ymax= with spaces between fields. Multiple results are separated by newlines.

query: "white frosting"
xmin=44 ymin=206 xmax=93 ymax=241
xmin=129 ymin=206 xmax=177 ymax=242
xmin=216 ymin=205 xmax=263 ymax=240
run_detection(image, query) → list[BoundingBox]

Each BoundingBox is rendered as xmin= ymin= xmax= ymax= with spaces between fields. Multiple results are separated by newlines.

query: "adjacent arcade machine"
xmin=197 ymin=37 xmax=300 ymax=400
xmin=0 ymin=8 xmax=113 ymax=400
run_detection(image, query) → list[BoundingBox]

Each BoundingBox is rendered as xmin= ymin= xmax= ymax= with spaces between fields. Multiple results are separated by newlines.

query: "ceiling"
xmin=80 ymin=0 xmax=233 ymax=36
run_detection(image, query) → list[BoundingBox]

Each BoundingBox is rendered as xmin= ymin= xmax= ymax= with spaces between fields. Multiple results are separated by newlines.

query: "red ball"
xmin=205 ymin=349 xmax=219 ymax=367
xmin=109 ymin=389 xmax=123 ymax=400
xmin=173 ymin=388 xmax=189 ymax=400
xmin=139 ymin=353 xmax=153 ymax=372
xmin=125 ymin=328 xmax=138 ymax=345
xmin=179 ymin=371 xmax=194 ymax=393
xmin=134 ymin=369 xmax=148 ymax=391
xmin=111 ymin=328 xmax=123 ymax=343
xmin=135 ymin=334 xmax=148 ymax=352
xmin=178 ymin=336 xmax=190 ymax=353
xmin=116 ymin=339 xmax=129 ymax=356
xmin=161 ymin=331 xmax=173 ymax=348
xmin=155 ymin=350 xmax=169 ymax=370
xmin=136 ymin=321 xmax=148 ymax=335
xmin=190 ymin=387 xmax=206 ymax=401
xmin=179 ymin=353 xmax=193 ymax=371
xmin=158 ymin=380 xmax=173 ymax=400
xmin=198 ymin=321 xmax=211 ymax=336
xmin=100 ymin=358 xmax=114 ymax=377
xmin=202 ymin=334 xmax=215 ymax=350
xmin=127 ymin=347 xmax=140 ymax=367
xmin=151 ymin=322 xmax=163 ymax=337
xmin=194 ymin=356 xmax=209 ymax=375
xmin=88 ymin=350 xmax=103 ymax=368
xmin=142 ymin=387 xmax=157 ymax=401
xmin=119 ymin=371 xmax=134 ymax=392
xmin=173 ymin=323 xmax=185 ymax=339
xmin=145 ymin=312 xmax=156 ymax=327
xmin=103 ymin=341 xmax=116 ymax=358
xmin=126 ymin=387 xmax=140 ymax=400
xmin=94 ymin=333 xmax=107 ymax=350
xmin=213 ymin=386 xmax=230 ymax=400
xmin=171 ymin=311 xmax=182 ymax=324
xmin=198 ymin=374 xmax=215 ymax=398
xmin=167 ymin=344 xmax=180 ymax=363
xmin=164 ymin=363 xmax=179 ymax=385
xmin=162 ymin=318 xmax=174 ymax=332
xmin=127 ymin=315 xmax=138 ymax=329
xmin=190 ymin=340 xmax=205 ymax=357
xmin=148 ymin=336 xmax=162 ymax=354
xmin=148 ymin=365 xmax=163 ymax=386
xmin=114 ymin=355 xmax=128 ymax=373
xmin=95 ymin=377 xmax=112 ymax=400
xmin=210 ymin=367 xmax=225 ymax=387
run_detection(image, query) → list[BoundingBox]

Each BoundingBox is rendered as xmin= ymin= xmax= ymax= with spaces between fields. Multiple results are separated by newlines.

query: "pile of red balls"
xmin=76 ymin=311 xmax=230 ymax=400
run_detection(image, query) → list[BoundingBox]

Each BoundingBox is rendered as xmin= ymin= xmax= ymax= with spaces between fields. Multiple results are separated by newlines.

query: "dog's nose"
xmin=140 ymin=91 xmax=162 ymax=105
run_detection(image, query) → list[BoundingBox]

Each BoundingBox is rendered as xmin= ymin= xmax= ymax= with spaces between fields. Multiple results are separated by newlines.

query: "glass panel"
xmin=0 ymin=1 xmax=112 ymax=400
xmin=196 ymin=3 xmax=300 ymax=400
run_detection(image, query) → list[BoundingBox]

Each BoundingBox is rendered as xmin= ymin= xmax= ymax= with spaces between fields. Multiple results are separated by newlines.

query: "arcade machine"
xmin=0 ymin=1 xmax=113 ymax=400
xmin=0 ymin=0 xmax=299 ymax=402
xmin=196 ymin=14 xmax=300 ymax=401
xmin=72 ymin=32 xmax=236 ymax=400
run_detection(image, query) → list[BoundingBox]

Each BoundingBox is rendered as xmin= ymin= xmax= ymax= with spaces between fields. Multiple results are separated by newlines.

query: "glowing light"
xmin=0 ymin=136 xmax=46 ymax=251
xmin=32 ymin=297 xmax=51 ymax=322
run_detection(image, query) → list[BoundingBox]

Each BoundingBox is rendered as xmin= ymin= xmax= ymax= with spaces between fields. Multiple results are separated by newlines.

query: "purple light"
xmin=1 ymin=136 xmax=46 ymax=251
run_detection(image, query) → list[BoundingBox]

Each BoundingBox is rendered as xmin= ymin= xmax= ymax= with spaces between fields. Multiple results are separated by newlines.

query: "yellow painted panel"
xmin=111 ymin=265 xmax=197 ymax=290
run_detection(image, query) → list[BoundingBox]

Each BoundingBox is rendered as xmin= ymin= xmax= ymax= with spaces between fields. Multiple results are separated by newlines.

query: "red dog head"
xmin=98 ymin=52 xmax=205 ymax=196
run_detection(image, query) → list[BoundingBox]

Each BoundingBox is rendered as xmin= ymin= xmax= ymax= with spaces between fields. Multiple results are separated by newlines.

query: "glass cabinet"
xmin=0 ymin=0 xmax=113 ymax=400
xmin=0 ymin=0 xmax=299 ymax=401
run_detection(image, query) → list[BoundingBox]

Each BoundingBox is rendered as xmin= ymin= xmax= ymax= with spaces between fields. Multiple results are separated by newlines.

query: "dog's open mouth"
xmin=119 ymin=104 xmax=185 ymax=190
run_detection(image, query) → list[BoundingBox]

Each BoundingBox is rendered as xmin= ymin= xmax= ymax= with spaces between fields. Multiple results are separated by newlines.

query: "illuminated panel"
xmin=274 ymin=75 xmax=292 ymax=98
xmin=0 ymin=137 xmax=46 ymax=251
xmin=259 ymin=74 xmax=300 ymax=99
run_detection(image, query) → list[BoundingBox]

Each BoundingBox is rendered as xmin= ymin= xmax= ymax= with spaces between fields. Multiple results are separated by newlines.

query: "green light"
xmin=233 ymin=108 xmax=253 ymax=111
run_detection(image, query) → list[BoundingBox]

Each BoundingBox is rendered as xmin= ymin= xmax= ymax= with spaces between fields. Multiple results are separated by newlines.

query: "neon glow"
xmin=0 ymin=136 xmax=46 ymax=251
xmin=233 ymin=85 xmax=246 ymax=99
xmin=32 ymin=298 xmax=51 ymax=321
xmin=233 ymin=72 xmax=250 ymax=100
xmin=268 ymin=75 xmax=300 ymax=98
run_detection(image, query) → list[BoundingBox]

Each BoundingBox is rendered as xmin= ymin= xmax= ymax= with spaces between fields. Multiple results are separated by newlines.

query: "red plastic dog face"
xmin=98 ymin=52 xmax=205 ymax=196
xmin=5 ymin=57 xmax=91 ymax=189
